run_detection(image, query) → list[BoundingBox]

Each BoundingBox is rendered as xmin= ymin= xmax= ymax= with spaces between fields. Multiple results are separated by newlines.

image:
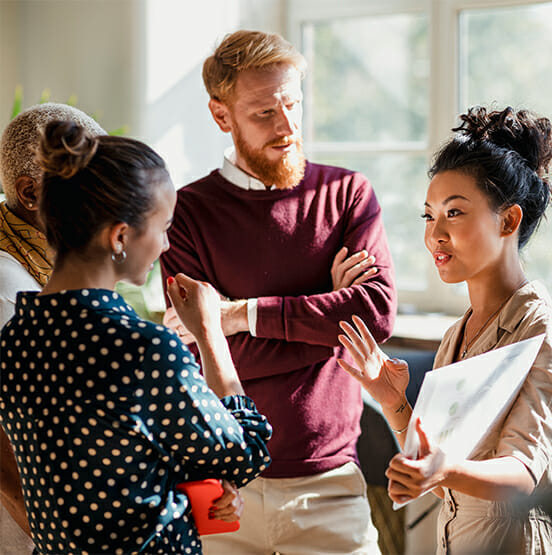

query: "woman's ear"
xmin=501 ymin=204 xmax=523 ymax=236
xmin=208 ymin=99 xmax=233 ymax=133
xmin=13 ymin=176 xmax=43 ymax=230
xmin=108 ymin=222 xmax=129 ymax=255
xmin=14 ymin=176 xmax=39 ymax=211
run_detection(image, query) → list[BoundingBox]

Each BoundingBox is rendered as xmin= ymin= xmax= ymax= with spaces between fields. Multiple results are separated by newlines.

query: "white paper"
xmin=393 ymin=333 xmax=545 ymax=510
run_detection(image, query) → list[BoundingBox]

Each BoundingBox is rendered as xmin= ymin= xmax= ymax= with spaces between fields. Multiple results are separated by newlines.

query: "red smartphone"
xmin=176 ymin=479 xmax=240 ymax=535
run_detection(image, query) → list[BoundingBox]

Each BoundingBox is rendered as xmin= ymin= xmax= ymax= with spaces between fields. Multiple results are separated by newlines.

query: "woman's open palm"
xmin=338 ymin=315 xmax=409 ymax=409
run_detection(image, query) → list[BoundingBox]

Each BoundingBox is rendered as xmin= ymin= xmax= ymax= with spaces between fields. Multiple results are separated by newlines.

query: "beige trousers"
xmin=202 ymin=462 xmax=381 ymax=555
xmin=0 ymin=505 xmax=34 ymax=555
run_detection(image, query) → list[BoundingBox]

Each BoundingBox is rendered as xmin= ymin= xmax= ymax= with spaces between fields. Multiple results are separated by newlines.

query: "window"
xmin=458 ymin=3 xmax=552 ymax=294
xmin=288 ymin=0 xmax=552 ymax=315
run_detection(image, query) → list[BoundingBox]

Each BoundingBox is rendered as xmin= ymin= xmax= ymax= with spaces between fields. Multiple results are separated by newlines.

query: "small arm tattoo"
xmin=395 ymin=403 xmax=407 ymax=414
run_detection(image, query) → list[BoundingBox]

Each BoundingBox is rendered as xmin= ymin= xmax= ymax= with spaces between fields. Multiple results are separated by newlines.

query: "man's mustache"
xmin=264 ymin=137 xmax=302 ymax=148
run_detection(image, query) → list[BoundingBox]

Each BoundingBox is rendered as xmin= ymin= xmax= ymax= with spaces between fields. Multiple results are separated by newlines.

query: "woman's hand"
xmin=167 ymin=274 xmax=244 ymax=397
xmin=338 ymin=315 xmax=409 ymax=410
xmin=331 ymin=247 xmax=377 ymax=290
xmin=166 ymin=273 xmax=222 ymax=343
xmin=209 ymin=480 xmax=244 ymax=523
xmin=386 ymin=418 xmax=446 ymax=504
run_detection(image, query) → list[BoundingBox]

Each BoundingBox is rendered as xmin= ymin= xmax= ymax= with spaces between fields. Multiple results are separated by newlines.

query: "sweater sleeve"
xmin=255 ymin=178 xmax=396 ymax=346
xmin=160 ymin=209 xmax=334 ymax=380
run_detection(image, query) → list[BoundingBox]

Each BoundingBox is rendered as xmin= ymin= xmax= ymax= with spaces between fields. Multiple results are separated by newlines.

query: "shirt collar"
xmin=220 ymin=147 xmax=275 ymax=191
xmin=438 ymin=280 xmax=547 ymax=363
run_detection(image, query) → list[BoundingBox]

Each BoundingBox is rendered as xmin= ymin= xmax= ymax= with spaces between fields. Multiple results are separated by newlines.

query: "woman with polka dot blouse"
xmin=0 ymin=121 xmax=272 ymax=555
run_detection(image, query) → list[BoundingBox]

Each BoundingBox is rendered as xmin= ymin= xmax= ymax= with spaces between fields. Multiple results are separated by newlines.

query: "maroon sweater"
xmin=161 ymin=161 xmax=397 ymax=478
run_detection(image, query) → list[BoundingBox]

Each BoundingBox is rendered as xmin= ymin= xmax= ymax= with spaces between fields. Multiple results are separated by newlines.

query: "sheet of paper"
xmin=393 ymin=333 xmax=545 ymax=510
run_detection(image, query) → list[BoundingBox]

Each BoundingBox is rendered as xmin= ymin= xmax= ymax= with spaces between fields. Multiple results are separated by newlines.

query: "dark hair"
xmin=429 ymin=106 xmax=552 ymax=249
xmin=37 ymin=121 xmax=170 ymax=261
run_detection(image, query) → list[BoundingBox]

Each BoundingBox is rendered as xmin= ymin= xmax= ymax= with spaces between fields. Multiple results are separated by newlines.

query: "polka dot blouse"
xmin=0 ymin=289 xmax=272 ymax=555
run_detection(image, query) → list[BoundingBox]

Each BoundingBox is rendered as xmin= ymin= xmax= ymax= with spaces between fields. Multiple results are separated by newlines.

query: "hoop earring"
xmin=112 ymin=250 xmax=127 ymax=264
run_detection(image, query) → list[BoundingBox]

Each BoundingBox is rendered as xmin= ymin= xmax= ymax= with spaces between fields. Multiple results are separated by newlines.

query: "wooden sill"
xmin=384 ymin=313 xmax=459 ymax=352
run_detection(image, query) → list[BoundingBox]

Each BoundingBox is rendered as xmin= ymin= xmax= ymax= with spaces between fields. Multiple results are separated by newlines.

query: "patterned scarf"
xmin=0 ymin=201 xmax=54 ymax=286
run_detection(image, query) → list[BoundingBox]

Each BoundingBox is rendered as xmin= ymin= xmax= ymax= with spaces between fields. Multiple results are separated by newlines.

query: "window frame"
xmin=287 ymin=0 xmax=551 ymax=315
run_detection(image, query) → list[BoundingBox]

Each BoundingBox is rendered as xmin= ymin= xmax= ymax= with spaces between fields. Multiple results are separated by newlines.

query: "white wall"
xmin=0 ymin=0 xmax=138 ymax=138
xmin=0 ymin=0 xmax=286 ymax=189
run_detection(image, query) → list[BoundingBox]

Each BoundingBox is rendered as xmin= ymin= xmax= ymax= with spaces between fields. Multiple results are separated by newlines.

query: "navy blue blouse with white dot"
xmin=0 ymin=289 xmax=272 ymax=554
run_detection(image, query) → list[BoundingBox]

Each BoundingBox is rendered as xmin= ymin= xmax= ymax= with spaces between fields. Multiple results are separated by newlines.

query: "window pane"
xmin=302 ymin=13 xmax=429 ymax=143
xmin=459 ymin=3 xmax=552 ymax=289
xmin=309 ymin=152 xmax=429 ymax=291
xmin=523 ymin=209 xmax=552 ymax=292
xmin=459 ymin=3 xmax=552 ymax=118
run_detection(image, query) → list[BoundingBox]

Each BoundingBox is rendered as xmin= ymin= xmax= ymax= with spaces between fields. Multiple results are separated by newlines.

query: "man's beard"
xmin=235 ymin=128 xmax=306 ymax=190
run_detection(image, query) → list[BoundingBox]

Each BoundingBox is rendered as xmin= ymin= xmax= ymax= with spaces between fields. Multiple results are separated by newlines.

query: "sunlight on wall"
xmin=143 ymin=0 xmax=241 ymax=186
xmin=155 ymin=123 xmax=188 ymax=188
xmin=145 ymin=0 xmax=240 ymax=105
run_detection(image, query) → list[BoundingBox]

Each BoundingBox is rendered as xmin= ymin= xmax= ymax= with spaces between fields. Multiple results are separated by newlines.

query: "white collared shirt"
xmin=220 ymin=147 xmax=276 ymax=191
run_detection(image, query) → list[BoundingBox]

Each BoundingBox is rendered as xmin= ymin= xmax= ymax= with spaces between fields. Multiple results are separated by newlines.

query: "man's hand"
xmin=209 ymin=480 xmax=244 ymax=522
xmin=163 ymin=306 xmax=195 ymax=344
xmin=220 ymin=299 xmax=249 ymax=337
xmin=331 ymin=247 xmax=377 ymax=290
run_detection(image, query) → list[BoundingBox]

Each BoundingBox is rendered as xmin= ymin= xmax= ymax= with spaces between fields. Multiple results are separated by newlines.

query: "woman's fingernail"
xmin=167 ymin=276 xmax=175 ymax=285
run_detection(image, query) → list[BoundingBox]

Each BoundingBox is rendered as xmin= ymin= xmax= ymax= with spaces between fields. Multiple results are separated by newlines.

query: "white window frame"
xmin=287 ymin=0 xmax=551 ymax=315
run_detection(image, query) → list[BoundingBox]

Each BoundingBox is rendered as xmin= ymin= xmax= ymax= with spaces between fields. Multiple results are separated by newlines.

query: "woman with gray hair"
xmin=0 ymin=103 xmax=105 ymax=325
xmin=0 ymin=103 xmax=105 ymax=555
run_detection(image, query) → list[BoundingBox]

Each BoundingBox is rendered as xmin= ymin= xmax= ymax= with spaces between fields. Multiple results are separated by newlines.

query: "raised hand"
xmin=337 ymin=315 xmax=409 ymax=410
xmin=331 ymin=247 xmax=377 ymax=290
xmin=164 ymin=287 xmax=248 ymax=342
xmin=386 ymin=418 xmax=446 ymax=504
xmin=167 ymin=273 xmax=244 ymax=398
xmin=166 ymin=273 xmax=222 ymax=343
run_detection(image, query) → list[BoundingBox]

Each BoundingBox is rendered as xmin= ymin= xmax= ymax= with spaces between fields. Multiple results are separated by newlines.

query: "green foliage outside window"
xmin=9 ymin=85 xmax=128 ymax=136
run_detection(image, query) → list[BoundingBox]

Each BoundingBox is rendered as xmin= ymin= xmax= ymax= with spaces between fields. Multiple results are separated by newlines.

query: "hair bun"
xmin=37 ymin=120 xmax=99 ymax=179
xmin=455 ymin=106 xmax=552 ymax=178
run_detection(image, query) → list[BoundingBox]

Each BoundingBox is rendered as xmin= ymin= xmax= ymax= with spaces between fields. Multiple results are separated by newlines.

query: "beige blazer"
xmin=433 ymin=281 xmax=552 ymax=555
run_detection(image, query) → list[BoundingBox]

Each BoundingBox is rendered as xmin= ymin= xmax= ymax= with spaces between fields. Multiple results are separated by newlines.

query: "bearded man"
xmin=160 ymin=30 xmax=397 ymax=555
